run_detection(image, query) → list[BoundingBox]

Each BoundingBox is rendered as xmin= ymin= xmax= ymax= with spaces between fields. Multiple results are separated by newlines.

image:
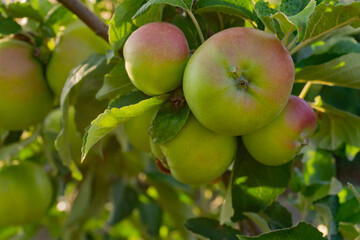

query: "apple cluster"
xmin=123 ymin=22 xmax=317 ymax=184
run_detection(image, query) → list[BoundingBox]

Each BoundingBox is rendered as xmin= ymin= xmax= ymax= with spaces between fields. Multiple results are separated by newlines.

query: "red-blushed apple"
xmin=158 ymin=114 xmax=237 ymax=184
xmin=0 ymin=38 xmax=53 ymax=130
xmin=242 ymin=95 xmax=317 ymax=166
xmin=183 ymin=27 xmax=294 ymax=136
xmin=123 ymin=22 xmax=190 ymax=96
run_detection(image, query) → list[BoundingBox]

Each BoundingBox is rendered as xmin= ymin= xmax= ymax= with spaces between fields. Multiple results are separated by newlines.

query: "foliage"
xmin=0 ymin=0 xmax=360 ymax=239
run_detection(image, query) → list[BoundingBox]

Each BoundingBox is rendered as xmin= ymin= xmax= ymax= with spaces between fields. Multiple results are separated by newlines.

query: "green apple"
xmin=46 ymin=21 xmax=109 ymax=97
xmin=124 ymin=107 xmax=158 ymax=152
xmin=242 ymin=96 xmax=317 ymax=166
xmin=183 ymin=27 xmax=294 ymax=136
xmin=158 ymin=115 xmax=237 ymax=184
xmin=0 ymin=161 xmax=53 ymax=226
xmin=123 ymin=22 xmax=190 ymax=95
xmin=0 ymin=38 xmax=53 ymax=130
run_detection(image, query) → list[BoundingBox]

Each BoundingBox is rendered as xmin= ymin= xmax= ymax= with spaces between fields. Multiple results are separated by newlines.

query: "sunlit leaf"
xmin=82 ymin=94 xmax=169 ymax=159
xmin=311 ymin=96 xmax=360 ymax=150
xmin=231 ymin=140 xmax=292 ymax=221
xmin=238 ymin=222 xmax=327 ymax=240
xmin=296 ymin=53 xmax=360 ymax=89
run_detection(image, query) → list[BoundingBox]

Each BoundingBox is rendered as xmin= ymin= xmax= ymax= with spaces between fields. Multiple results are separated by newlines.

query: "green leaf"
xmin=139 ymin=199 xmax=162 ymax=236
xmin=336 ymin=195 xmax=360 ymax=224
xmin=73 ymin=63 xmax=114 ymax=134
xmin=220 ymin=181 xmax=234 ymax=224
xmin=311 ymin=96 xmax=360 ymax=150
xmin=82 ymin=94 xmax=169 ymax=160
xmin=56 ymin=54 xmax=113 ymax=180
xmin=108 ymin=0 xmax=144 ymax=51
xmin=287 ymin=0 xmax=316 ymax=41
xmin=254 ymin=0 xmax=276 ymax=19
xmin=96 ymin=60 xmax=135 ymax=101
xmin=0 ymin=126 xmax=40 ymax=160
xmin=237 ymin=222 xmax=327 ymax=240
xmin=171 ymin=14 xmax=201 ymax=49
xmin=0 ymin=17 xmax=21 ymax=35
xmin=132 ymin=4 xmax=164 ymax=27
xmin=314 ymin=195 xmax=341 ymax=238
xmin=45 ymin=5 xmax=74 ymax=29
xmin=185 ymin=217 xmax=240 ymax=240
xmin=345 ymin=144 xmax=360 ymax=161
xmin=295 ymin=53 xmax=360 ymax=89
xmin=133 ymin=0 xmax=194 ymax=19
xmin=338 ymin=222 xmax=360 ymax=240
xmin=303 ymin=148 xmax=336 ymax=185
xmin=292 ymin=1 xmax=360 ymax=54
xmin=280 ymin=0 xmax=311 ymax=16
xmin=149 ymin=99 xmax=190 ymax=144
xmin=348 ymin=183 xmax=360 ymax=204
xmin=7 ymin=2 xmax=43 ymax=22
xmin=302 ymin=177 xmax=343 ymax=202
xmin=108 ymin=181 xmax=139 ymax=225
xmin=260 ymin=0 xmax=315 ymax=45
xmin=147 ymin=172 xmax=194 ymax=238
xmin=263 ymin=201 xmax=292 ymax=230
xmin=109 ymin=90 xmax=150 ymax=109
xmin=194 ymin=0 xmax=256 ymax=21
xmin=65 ymin=173 xmax=93 ymax=227
xmin=319 ymin=85 xmax=360 ymax=117
xmin=231 ymin=140 xmax=292 ymax=221
xmin=262 ymin=12 xmax=295 ymax=43
xmin=242 ymin=212 xmax=271 ymax=233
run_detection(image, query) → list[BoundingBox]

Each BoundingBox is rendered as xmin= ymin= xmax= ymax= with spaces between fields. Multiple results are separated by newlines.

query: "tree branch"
xmin=57 ymin=0 xmax=109 ymax=42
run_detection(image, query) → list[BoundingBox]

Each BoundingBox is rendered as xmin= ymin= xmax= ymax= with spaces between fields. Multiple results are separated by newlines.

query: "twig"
xmin=299 ymin=82 xmax=312 ymax=99
xmin=186 ymin=10 xmax=205 ymax=43
xmin=57 ymin=0 xmax=109 ymax=42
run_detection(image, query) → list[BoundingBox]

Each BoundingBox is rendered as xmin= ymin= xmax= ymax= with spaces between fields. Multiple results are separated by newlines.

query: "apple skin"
xmin=124 ymin=107 xmax=158 ymax=152
xmin=159 ymin=115 xmax=237 ymax=184
xmin=183 ymin=27 xmax=294 ymax=136
xmin=0 ymin=39 xmax=53 ymax=130
xmin=123 ymin=22 xmax=190 ymax=96
xmin=242 ymin=96 xmax=317 ymax=166
xmin=46 ymin=21 xmax=109 ymax=97
xmin=0 ymin=161 xmax=53 ymax=226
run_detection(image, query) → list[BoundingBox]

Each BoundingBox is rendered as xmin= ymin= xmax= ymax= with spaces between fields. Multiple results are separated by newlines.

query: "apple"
xmin=0 ymin=38 xmax=53 ymax=130
xmin=124 ymin=107 xmax=159 ymax=152
xmin=242 ymin=96 xmax=317 ymax=166
xmin=123 ymin=22 xmax=190 ymax=96
xmin=46 ymin=21 xmax=109 ymax=97
xmin=0 ymin=161 xmax=53 ymax=226
xmin=183 ymin=27 xmax=294 ymax=136
xmin=158 ymin=115 xmax=237 ymax=184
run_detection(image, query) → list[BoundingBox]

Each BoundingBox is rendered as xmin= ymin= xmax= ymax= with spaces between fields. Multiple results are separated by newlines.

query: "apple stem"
xmin=299 ymin=82 xmax=312 ymax=99
xmin=186 ymin=10 xmax=205 ymax=43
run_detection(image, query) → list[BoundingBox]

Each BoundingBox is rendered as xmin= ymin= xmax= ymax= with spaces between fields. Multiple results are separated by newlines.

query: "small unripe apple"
xmin=0 ymin=38 xmax=53 ymax=130
xmin=158 ymin=115 xmax=237 ymax=184
xmin=0 ymin=161 xmax=53 ymax=226
xmin=46 ymin=21 xmax=109 ymax=97
xmin=124 ymin=107 xmax=158 ymax=152
xmin=242 ymin=96 xmax=317 ymax=166
xmin=123 ymin=22 xmax=190 ymax=95
xmin=183 ymin=27 xmax=294 ymax=136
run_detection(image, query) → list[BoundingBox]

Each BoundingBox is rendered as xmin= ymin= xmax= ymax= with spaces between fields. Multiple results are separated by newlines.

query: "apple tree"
xmin=0 ymin=0 xmax=360 ymax=239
